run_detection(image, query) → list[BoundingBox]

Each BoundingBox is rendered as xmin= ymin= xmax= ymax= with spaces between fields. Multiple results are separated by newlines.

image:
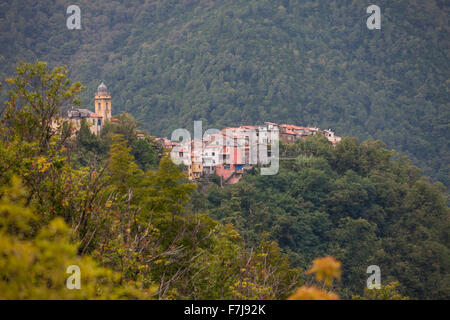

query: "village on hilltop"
xmin=52 ymin=83 xmax=341 ymax=184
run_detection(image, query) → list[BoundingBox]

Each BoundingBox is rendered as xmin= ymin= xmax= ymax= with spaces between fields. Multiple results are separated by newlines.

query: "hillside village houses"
xmin=52 ymin=82 xmax=119 ymax=135
xmin=52 ymin=82 xmax=341 ymax=184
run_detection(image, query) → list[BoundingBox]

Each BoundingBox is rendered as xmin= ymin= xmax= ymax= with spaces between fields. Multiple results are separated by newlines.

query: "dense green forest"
xmin=0 ymin=0 xmax=448 ymax=186
xmin=1 ymin=62 xmax=447 ymax=299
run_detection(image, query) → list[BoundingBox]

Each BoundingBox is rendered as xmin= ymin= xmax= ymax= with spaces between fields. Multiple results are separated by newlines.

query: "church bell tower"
xmin=94 ymin=82 xmax=111 ymax=123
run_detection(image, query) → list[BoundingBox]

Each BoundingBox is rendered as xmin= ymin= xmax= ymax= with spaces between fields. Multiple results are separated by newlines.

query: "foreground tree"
xmin=3 ymin=61 xmax=82 ymax=150
xmin=0 ymin=177 xmax=152 ymax=299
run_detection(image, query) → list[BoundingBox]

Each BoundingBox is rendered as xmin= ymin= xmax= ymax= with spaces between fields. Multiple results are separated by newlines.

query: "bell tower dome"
xmin=94 ymin=82 xmax=111 ymax=123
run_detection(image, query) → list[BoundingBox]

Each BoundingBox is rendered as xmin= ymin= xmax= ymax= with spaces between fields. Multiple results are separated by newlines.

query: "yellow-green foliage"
xmin=0 ymin=177 xmax=152 ymax=299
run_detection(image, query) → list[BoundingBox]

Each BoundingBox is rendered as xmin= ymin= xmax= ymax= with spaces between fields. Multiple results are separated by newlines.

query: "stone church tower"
xmin=94 ymin=82 xmax=111 ymax=123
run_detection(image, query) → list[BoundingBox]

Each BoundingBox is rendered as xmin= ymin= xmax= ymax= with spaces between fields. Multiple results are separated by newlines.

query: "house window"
xmin=98 ymin=119 xmax=101 ymax=126
xmin=224 ymin=164 xmax=230 ymax=169
xmin=212 ymin=152 xmax=215 ymax=156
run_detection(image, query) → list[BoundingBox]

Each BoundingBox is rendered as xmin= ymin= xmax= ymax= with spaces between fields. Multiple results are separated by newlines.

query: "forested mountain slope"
xmin=0 ymin=0 xmax=449 ymax=185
